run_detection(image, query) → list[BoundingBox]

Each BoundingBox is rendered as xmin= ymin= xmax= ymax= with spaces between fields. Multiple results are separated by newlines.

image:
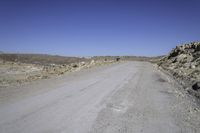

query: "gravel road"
xmin=0 ymin=62 xmax=199 ymax=133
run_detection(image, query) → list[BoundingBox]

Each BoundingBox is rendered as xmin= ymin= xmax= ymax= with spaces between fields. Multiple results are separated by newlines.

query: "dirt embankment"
xmin=157 ymin=42 xmax=200 ymax=98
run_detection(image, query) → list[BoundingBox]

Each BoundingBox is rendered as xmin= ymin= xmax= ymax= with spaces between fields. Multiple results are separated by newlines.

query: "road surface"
xmin=0 ymin=62 xmax=199 ymax=133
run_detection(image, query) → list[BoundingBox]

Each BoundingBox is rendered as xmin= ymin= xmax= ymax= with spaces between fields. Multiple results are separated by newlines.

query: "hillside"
xmin=157 ymin=42 xmax=200 ymax=98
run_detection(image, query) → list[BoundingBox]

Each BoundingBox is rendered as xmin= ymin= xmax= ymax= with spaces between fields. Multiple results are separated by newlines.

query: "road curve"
xmin=0 ymin=62 xmax=199 ymax=133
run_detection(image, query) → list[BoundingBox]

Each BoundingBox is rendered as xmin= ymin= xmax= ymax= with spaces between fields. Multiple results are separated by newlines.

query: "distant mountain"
xmin=0 ymin=53 xmax=89 ymax=65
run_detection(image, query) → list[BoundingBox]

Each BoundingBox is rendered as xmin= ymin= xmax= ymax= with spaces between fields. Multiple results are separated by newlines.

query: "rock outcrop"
xmin=158 ymin=42 xmax=200 ymax=98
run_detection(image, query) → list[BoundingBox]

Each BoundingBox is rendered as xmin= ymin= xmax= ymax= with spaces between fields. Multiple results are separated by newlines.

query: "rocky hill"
xmin=158 ymin=42 xmax=200 ymax=98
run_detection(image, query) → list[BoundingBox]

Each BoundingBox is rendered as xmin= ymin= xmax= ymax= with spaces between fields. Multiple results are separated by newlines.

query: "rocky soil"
xmin=157 ymin=42 xmax=200 ymax=98
xmin=0 ymin=55 xmax=117 ymax=88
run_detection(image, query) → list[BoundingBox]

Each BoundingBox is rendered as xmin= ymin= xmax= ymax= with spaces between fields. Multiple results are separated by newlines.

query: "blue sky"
xmin=0 ymin=0 xmax=200 ymax=56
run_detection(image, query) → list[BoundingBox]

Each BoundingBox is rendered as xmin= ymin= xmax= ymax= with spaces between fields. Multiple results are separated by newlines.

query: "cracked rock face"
xmin=158 ymin=42 xmax=200 ymax=97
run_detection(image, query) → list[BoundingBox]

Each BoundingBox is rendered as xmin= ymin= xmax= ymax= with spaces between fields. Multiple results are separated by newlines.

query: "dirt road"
xmin=0 ymin=62 xmax=199 ymax=133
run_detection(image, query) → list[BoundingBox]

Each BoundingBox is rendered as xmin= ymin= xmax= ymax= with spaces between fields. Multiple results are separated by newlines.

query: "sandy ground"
xmin=0 ymin=62 xmax=199 ymax=133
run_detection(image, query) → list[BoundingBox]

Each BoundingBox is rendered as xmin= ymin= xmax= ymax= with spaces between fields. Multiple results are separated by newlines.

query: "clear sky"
xmin=0 ymin=0 xmax=200 ymax=56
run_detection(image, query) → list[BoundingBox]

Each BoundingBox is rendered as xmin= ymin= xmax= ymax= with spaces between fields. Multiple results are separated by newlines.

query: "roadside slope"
xmin=157 ymin=42 xmax=200 ymax=98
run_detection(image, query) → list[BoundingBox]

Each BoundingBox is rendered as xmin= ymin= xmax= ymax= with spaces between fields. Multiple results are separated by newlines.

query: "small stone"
xmin=192 ymin=82 xmax=200 ymax=91
xmin=191 ymin=65 xmax=196 ymax=69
